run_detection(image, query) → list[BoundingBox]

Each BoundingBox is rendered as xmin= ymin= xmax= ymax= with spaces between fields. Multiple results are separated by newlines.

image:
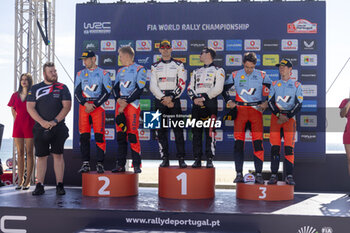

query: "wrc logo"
xmin=240 ymin=88 xmax=256 ymax=96
xmin=276 ymin=96 xmax=291 ymax=103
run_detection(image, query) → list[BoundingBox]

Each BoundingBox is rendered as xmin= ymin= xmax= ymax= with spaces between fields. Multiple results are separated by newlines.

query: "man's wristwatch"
xmin=53 ymin=118 xmax=59 ymax=124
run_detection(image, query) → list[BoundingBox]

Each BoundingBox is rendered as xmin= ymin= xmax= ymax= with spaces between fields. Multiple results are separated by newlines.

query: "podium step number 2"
xmin=159 ymin=167 xmax=215 ymax=199
xmin=82 ymin=171 xmax=138 ymax=197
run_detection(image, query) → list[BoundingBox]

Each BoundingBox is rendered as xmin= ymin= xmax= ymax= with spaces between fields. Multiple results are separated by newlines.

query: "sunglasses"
xmin=160 ymin=45 xmax=171 ymax=49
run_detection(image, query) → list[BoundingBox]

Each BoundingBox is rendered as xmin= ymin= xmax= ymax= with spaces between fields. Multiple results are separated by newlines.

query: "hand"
xmin=117 ymin=99 xmax=128 ymax=113
xmin=161 ymin=96 xmax=173 ymax=106
xmin=48 ymin=120 xmax=58 ymax=129
xmin=277 ymin=115 xmax=289 ymax=124
xmin=167 ymin=101 xmax=174 ymax=108
xmin=84 ymin=102 xmax=96 ymax=113
xmin=257 ymin=101 xmax=268 ymax=112
xmin=227 ymin=100 xmax=236 ymax=109
xmin=40 ymin=120 xmax=53 ymax=129
xmin=194 ymin=98 xmax=204 ymax=106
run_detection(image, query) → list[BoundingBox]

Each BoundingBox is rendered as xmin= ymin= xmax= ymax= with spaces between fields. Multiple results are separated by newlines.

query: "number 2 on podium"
xmin=98 ymin=176 xmax=111 ymax=195
xmin=176 ymin=172 xmax=187 ymax=195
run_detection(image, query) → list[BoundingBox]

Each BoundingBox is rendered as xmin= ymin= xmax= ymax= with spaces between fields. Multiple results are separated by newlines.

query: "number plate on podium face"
xmin=158 ymin=166 xmax=215 ymax=199
xmin=82 ymin=171 xmax=138 ymax=197
xmin=236 ymin=182 xmax=294 ymax=201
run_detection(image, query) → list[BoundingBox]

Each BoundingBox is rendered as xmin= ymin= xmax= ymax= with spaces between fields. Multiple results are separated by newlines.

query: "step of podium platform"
xmin=236 ymin=181 xmax=294 ymax=201
xmin=82 ymin=171 xmax=138 ymax=197
xmin=158 ymin=166 xmax=215 ymax=199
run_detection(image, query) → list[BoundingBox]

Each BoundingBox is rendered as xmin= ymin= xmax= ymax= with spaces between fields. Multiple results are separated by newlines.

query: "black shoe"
xmin=192 ymin=158 xmax=202 ymax=168
xmin=56 ymin=182 xmax=66 ymax=195
xmin=96 ymin=163 xmax=105 ymax=174
xmin=178 ymin=157 xmax=187 ymax=168
xmin=285 ymin=175 xmax=296 ymax=185
xmin=159 ymin=157 xmax=169 ymax=167
xmin=112 ymin=164 xmax=125 ymax=173
xmin=78 ymin=162 xmax=90 ymax=173
xmin=32 ymin=183 xmax=45 ymax=196
xmin=233 ymin=172 xmax=244 ymax=183
xmin=255 ymin=173 xmax=264 ymax=184
xmin=267 ymin=174 xmax=278 ymax=185
xmin=206 ymin=158 xmax=214 ymax=168
xmin=0 ymin=181 xmax=5 ymax=187
xmin=133 ymin=166 xmax=141 ymax=174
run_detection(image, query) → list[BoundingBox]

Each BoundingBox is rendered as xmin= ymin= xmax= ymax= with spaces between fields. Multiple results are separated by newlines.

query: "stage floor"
xmin=0 ymin=186 xmax=349 ymax=233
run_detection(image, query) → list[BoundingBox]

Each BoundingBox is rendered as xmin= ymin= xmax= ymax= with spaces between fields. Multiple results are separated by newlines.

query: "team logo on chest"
xmin=240 ymin=88 xmax=256 ymax=96
xmin=276 ymin=96 xmax=291 ymax=103
xmin=120 ymin=81 xmax=132 ymax=88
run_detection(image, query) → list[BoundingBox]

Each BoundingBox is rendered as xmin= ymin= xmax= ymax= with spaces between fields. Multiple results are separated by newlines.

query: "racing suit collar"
xmin=161 ymin=58 xmax=173 ymax=64
xmin=87 ymin=66 xmax=98 ymax=72
xmin=203 ymin=62 xmax=215 ymax=68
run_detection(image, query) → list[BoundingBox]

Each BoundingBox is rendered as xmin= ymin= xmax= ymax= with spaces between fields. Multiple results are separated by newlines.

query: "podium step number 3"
xmin=159 ymin=167 xmax=215 ymax=199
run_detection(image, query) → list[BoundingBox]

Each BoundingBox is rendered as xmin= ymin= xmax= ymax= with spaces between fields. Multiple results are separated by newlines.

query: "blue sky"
xmin=1 ymin=0 xmax=350 ymax=143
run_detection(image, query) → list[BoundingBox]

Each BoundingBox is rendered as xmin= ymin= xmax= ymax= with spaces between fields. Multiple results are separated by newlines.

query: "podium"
xmin=236 ymin=181 xmax=294 ymax=201
xmin=158 ymin=166 xmax=215 ymax=199
xmin=82 ymin=171 xmax=138 ymax=197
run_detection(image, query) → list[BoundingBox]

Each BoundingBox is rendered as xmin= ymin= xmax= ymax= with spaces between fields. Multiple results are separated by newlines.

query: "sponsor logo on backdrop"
xmin=262 ymin=39 xmax=279 ymax=51
xmin=105 ymin=128 xmax=115 ymax=140
xmin=170 ymin=129 xmax=186 ymax=141
xmin=300 ymin=132 xmax=317 ymax=142
xmin=226 ymin=40 xmax=243 ymax=51
xmin=265 ymin=70 xmax=280 ymax=81
xmin=300 ymin=115 xmax=317 ymax=127
xmin=244 ymin=39 xmax=261 ymax=51
xmin=136 ymin=55 xmax=152 ymax=66
xmin=301 ymin=54 xmax=317 ymax=66
xmin=105 ymin=69 xmax=116 ymax=81
xmin=153 ymin=40 xmax=161 ymax=50
xmin=281 ymin=39 xmax=298 ymax=51
xmin=83 ymin=21 xmax=111 ymax=34
xmin=189 ymin=40 xmax=206 ymax=51
xmin=281 ymin=54 xmax=298 ymax=66
xmin=101 ymin=40 xmax=116 ymax=51
xmin=153 ymin=54 xmax=162 ymax=63
xmin=218 ymin=99 xmax=224 ymax=111
xmin=180 ymin=99 xmax=187 ymax=111
xmin=136 ymin=40 xmax=152 ymax=51
xmin=321 ymin=227 xmax=333 ymax=233
xmin=263 ymin=115 xmax=271 ymax=127
xmin=189 ymin=55 xmax=204 ymax=66
xmin=100 ymin=54 xmax=116 ymax=67
xmin=226 ymin=54 xmax=242 ymax=66
xmin=172 ymin=40 xmax=188 ymax=51
xmin=213 ymin=54 xmax=224 ymax=67
xmin=290 ymin=69 xmax=298 ymax=81
xmin=139 ymin=129 xmax=151 ymax=140
xmin=208 ymin=40 xmax=224 ymax=51
xmin=256 ymin=54 xmax=261 ymax=66
xmin=140 ymin=99 xmax=151 ymax=111
xmin=262 ymin=54 xmax=279 ymax=66
xmin=301 ymin=100 xmax=317 ymax=112
xmin=215 ymin=130 xmax=223 ymax=141
xmin=174 ymin=56 xmax=187 ymax=64
xmin=300 ymin=70 xmax=317 ymax=82
xmin=287 ymin=19 xmax=317 ymax=34
xmin=103 ymin=99 xmax=115 ymax=111
xmin=118 ymin=40 xmax=135 ymax=49
xmin=105 ymin=113 xmax=115 ymax=125
xmin=83 ymin=40 xmax=99 ymax=51
xmin=302 ymin=85 xmax=317 ymax=97
xmin=302 ymin=39 xmax=316 ymax=51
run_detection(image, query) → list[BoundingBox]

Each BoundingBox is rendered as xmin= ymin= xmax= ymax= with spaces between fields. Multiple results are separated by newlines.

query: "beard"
xmin=44 ymin=74 xmax=57 ymax=83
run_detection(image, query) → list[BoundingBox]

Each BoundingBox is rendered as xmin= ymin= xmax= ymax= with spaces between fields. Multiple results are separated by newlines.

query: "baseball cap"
xmin=79 ymin=50 xmax=95 ymax=60
xmin=160 ymin=40 xmax=171 ymax=48
xmin=276 ymin=58 xmax=293 ymax=68
xmin=201 ymin=47 xmax=216 ymax=59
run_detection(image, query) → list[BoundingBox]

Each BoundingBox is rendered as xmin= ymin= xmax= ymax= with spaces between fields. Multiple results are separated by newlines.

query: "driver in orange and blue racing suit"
xmin=75 ymin=50 xmax=112 ymax=174
xmin=222 ymin=52 xmax=272 ymax=184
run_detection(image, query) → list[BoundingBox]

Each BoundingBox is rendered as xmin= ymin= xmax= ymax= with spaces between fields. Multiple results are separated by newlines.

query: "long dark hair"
xmin=18 ymin=73 xmax=33 ymax=95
